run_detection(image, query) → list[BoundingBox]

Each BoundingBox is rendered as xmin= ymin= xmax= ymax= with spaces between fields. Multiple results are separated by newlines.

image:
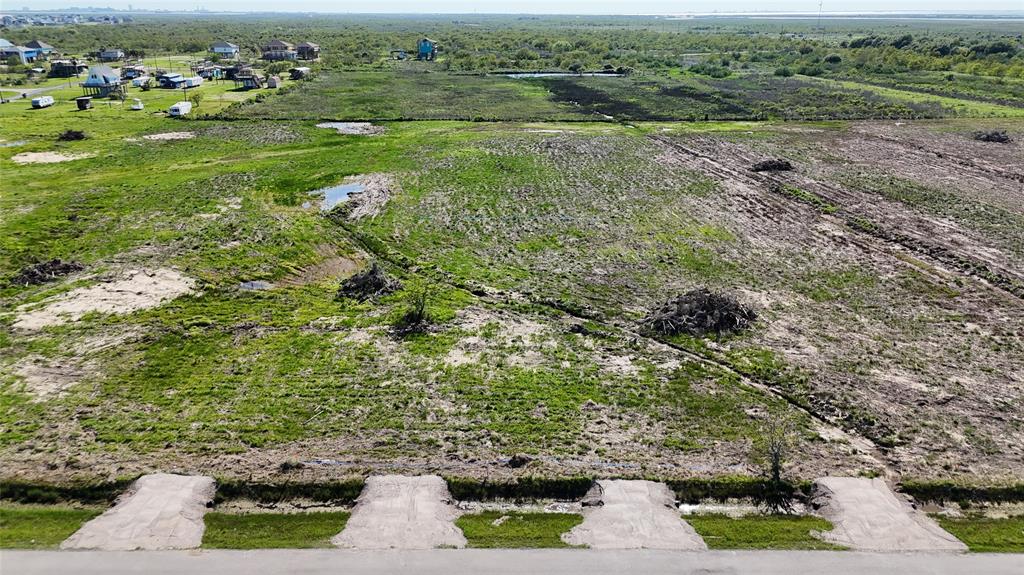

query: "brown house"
xmin=296 ymin=41 xmax=320 ymax=60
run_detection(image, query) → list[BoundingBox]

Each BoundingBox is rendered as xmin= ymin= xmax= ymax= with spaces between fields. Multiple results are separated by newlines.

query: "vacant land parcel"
xmin=1 ymin=16 xmax=1023 ymax=504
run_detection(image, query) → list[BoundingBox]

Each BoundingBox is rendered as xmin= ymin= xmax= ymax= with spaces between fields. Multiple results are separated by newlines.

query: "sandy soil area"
xmin=142 ymin=132 xmax=195 ymax=141
xmin=810 ymin=477 xmax=967 ymax=552
xmin=562 ymin=480 xmax=706 ymax=550
xmin=11 ymin=151 xmax=94 ymax=164
xmin=61 ymin=473 xmax=215 ymax=551
xmin=332 ymin=475 xmax=466 ymax=549
xmin=13 ymin=268 xmax=195 ymax=330
xmin=316 ymin=122 xmax=385 ymax=136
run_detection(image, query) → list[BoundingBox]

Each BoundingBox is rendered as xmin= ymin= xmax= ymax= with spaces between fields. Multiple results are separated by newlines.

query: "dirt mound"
xmin=751 ymin=158 xmax=794 ymax=172
xmin=57 ymin=130 xmax=87 ymax=141
xmin=10 ymin=259 xmax=84 ymax=286
xmin=341 ymin=173 xmax=396 ymax=220
xmin=337 ymin=263 xmax=400 ymax=301
xmin=142 ymin=132 xmax=195 ymax=141
xmin=14 ymin=268 xmax=196 ymax=330
xmin=316 ymin=122 xmax=384 ymax=136
xmin=643 ymin=289 xmax=756 ymax=337
xmin=11 ymin=151 xmax=94 ymax=164
xmin=972 ymin=130 xmax=1012 ymax=143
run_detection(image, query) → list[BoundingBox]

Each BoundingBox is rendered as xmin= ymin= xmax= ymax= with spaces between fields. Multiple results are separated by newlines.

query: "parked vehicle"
xmin=130 ymin=98 xmax=144 ymax=111
xmin=131 ymin=75 xmax=151 ymax=87
xmin=185 ymin=76 xmax=204 ymax=88
xmin=31 ymin=95 xmax=54 ymax=108
xmin=168 ymin=101 xmax=192 ymax=117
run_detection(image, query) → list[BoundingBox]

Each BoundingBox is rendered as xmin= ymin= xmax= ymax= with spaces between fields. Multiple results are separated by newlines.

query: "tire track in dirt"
xmin=652 ymin=135 xmax=1024 ymax=301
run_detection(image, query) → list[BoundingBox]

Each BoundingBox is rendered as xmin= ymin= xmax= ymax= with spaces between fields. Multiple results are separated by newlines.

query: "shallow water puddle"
xmin=311 ymin=182 xmax=366 ymax=211
xmin=1 ymin=140 xmax=27 ymax=147
xmin=238 ymin=280 xmax=273 ymax=291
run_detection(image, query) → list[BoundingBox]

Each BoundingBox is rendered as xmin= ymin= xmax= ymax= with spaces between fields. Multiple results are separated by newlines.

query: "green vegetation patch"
xmin=935 ymin=516 xmax=1024 ymax=553
xmin=456 ymin=511 xmax=582 ymax=548
xmin=202 ymin=511 xmax=350 ymax=549
xmin=0 ymin=505 xmax=101 ymax=549
xmin=686 ymin=514 xmax=843 ymax=550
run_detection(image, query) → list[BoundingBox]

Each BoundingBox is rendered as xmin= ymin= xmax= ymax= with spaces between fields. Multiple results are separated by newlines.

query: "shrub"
xmin=57 ymin=129 xmax=87 ymax=141
xmin=774 ymin=67 xmax=794 ymax=77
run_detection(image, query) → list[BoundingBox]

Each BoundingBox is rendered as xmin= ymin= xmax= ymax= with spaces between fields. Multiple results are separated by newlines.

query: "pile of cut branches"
xmin=643 ymin=289 xmax=756 ymax=337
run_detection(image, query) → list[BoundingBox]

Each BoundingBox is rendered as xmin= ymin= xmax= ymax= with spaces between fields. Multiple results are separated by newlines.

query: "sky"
xmin=11 ymin=2 xmax=1024 ymax=14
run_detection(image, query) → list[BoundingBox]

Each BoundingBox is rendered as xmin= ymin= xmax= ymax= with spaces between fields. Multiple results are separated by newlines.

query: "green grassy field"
xmin=202 ymin=511 xmax=350 ymax=549
xmin=456 ymin=511 xmax=583 ymax=548
xmin=686 ymin=514 xmax=844 ymax=550
xmin=935 ymin=516 xmax=1024 ymax=553
xmin=220 ymin=69 xmax=1021 ymax=122
xmin=0 ymin=505 xmax=101 ymax=549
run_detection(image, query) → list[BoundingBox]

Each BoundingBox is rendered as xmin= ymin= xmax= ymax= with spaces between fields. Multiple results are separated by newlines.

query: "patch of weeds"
xmin=456 ymin=511 xmax=583 ymax=548
xmin=0 ymin=505 xmax=102 ymax=549
xmin=202 ymin=512 xmax=350 ymax=549
xmin=686 ymin=514 xmax=843 ymax=550
xmin=777 ymin=185 xmax=838 ymax=214
xmin=934 ymin=515 xmax=1024 ymax=553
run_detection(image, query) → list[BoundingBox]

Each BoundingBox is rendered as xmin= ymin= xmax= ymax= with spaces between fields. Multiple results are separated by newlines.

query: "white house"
xmin=211 ymin=41 xmax=239 ymax=59
xmin=98 ymin=47 xmax=124 ymax=61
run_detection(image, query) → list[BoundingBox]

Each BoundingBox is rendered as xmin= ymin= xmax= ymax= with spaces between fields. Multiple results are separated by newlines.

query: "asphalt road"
xmin=3 ymin=549 xmax=1022 ymax=575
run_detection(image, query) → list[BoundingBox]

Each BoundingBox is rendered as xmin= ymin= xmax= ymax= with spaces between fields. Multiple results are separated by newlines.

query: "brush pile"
xmin=337 ymin=263 xmax=400 ymax=301
xmin=644 ymin=289 xmax=756 ymax=337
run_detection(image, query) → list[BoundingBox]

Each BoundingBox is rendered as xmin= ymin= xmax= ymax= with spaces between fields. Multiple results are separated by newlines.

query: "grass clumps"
xmin=0 ymin=505 xmax=101 ymax=549
xmin=686 ymin=514 xmax=843 ymax=550
xmin=202 ymin=512 xmax=350 ymax=549
xmin=643 ymin=289 xmax=756 ymax=337
xmin=456 ymin=511 xmax=582 ymax=548
xmin=934 ymin=515 xmax=1024 ymax=553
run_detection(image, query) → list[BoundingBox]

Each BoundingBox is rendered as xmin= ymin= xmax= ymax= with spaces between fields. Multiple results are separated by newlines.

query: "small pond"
xmin=310 ymin=182 xmax=366 ymax=212
xmin=239 ymin=280 xmax=273 ymax=291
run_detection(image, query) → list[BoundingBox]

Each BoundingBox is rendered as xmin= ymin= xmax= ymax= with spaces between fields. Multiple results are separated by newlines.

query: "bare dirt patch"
xmin=13 ymin=268 xmax=196 ymax=330
xmin=142 ymin=132 xmax=195 ymax=141
xmin=10 ymin=354 xmax=92 ymax=400
xmin=278 ymin=245 xmax=360 ymax=287
xmin=810 ymin=477 xmax=967 ymax=552
xmin=332 ymin=475 xmax=465 ymax=549
xmin=562 ymin=480 xmax=706 ymax=549
xmin=11 ymin=151 xmax=94 ymax=164
xmin=343 ymin=173 xmax=397 ymax=220
xmin=316 ymin=122 xmax=385 ymax=136
xmin=62 ymin=473 xmax=215 ymax=551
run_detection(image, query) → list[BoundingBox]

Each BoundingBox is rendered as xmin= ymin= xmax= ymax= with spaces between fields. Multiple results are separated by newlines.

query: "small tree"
xmin=756 ymin=418 xmax=796 ymax=514
xmin=393 ymin=281 xmax=433 ymax=335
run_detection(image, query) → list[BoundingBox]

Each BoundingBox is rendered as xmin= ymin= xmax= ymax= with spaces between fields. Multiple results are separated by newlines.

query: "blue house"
xmin=25 ymin=40 xmax=55 ymax=59
xmin=157 ymin=73 xmax=187 ymax=89
xmin=0 ymin=39 xmax=41 ymax=64
xmin=416 ymin=38 xmax=437 ymax=61
xmin=81 ymin=64 xmax=125 ymax=97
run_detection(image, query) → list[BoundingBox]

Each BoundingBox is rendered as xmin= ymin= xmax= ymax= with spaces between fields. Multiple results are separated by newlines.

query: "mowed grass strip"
xmin=686 ymin=514 xmax=844 ymax=550
xmin=0 ymin=505 xmax=101 ymax=549
xmin=935 ymin=516 xmax=1024 ymax=553
xmin=202 ymin=511 xmax=350 ymax=549
xmin=456 ymin=511 xmax=582 ymax=548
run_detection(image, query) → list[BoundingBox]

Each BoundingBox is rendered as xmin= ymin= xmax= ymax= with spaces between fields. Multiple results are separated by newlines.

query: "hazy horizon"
xmin=7 ymin=4 xmax=1024 ymax=16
